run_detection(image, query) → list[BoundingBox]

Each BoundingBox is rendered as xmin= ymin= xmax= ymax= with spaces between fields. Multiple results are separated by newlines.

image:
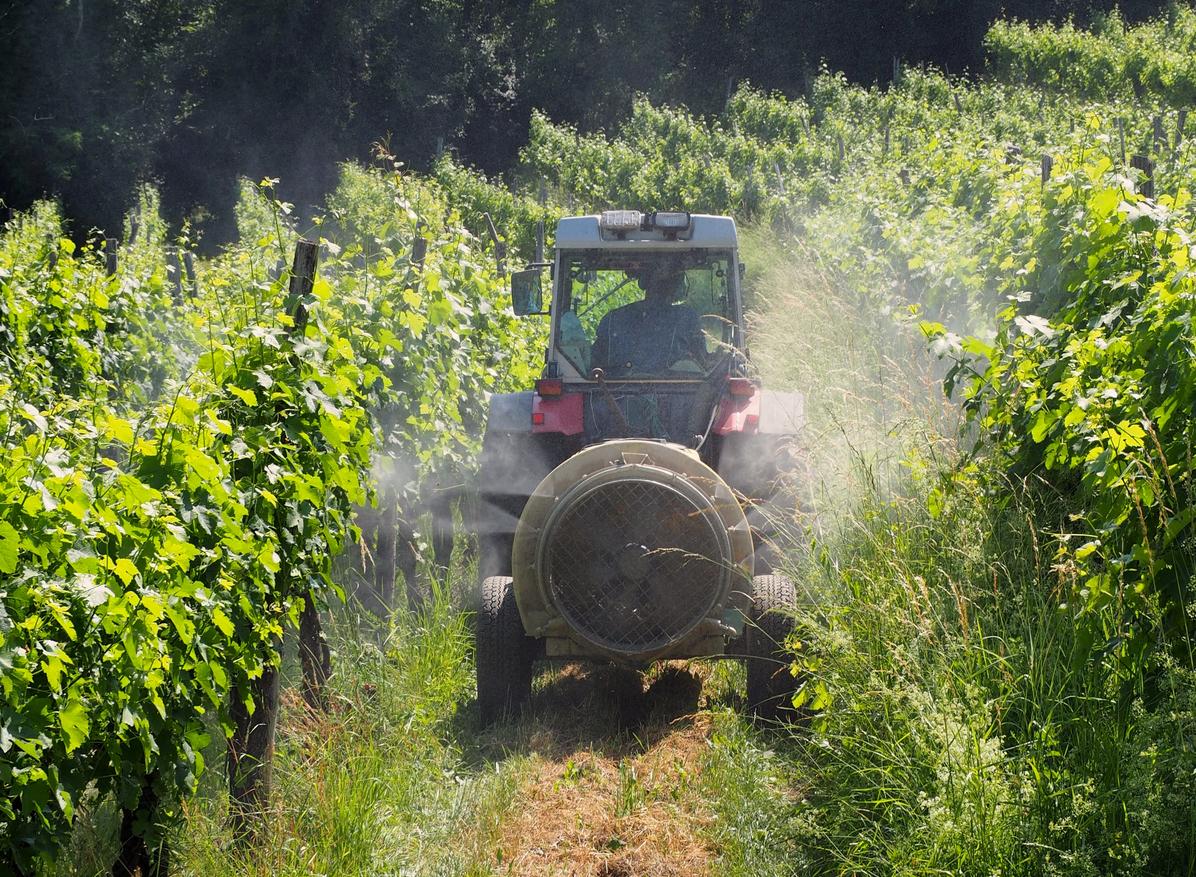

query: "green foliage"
xmin=777 ymin=462 xmax=1196 ymax=876
xmin=513 ymin=36 xmax=1196 ymax=874
xmin=518 ymin=65 xmax=1191 ymax=294
xmin=0 ymin=164 xmax=539 ymax=869
xmin=431 ymin=155 xmax=558 ymax=262
xmin=987 ymin=8 xmax=1196 ymax=105
xmin=323 ymin=161 xmax=543 ymax=476
xmin=519 ymin=100 xmax=800 ymax=223
xmin=698 ymin=703 xmax=805 ymax=877
xmin=0 ymin=194 xmax=377 ymax=869
xmin=933 ymin=159 xmax=1196 ymax=676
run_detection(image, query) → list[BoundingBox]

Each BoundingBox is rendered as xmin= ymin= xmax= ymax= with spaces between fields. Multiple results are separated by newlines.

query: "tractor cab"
xmin=510 ymin=212 xmax=752 ymax=448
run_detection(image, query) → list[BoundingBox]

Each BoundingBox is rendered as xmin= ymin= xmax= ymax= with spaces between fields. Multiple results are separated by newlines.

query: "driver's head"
xmin=629 ymin=262 xmax=683 ymax=301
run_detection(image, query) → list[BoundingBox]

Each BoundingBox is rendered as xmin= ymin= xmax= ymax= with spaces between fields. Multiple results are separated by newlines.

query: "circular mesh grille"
xmin=544 ymin=478 xmax=725 ymax=654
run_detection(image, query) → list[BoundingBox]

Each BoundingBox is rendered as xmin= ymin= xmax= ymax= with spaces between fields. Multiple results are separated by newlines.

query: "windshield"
xmin=555 ymin=249 xmax=736 ymax=379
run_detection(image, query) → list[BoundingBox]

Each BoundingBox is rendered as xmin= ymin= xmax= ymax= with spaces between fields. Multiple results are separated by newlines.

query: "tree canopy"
xmin=0 ymin=0 xmax=1169 ymax=242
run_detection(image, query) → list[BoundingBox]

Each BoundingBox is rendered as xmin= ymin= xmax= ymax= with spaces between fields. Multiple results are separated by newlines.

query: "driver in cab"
xmin=590 ymin=263 xmax=707 ymax=377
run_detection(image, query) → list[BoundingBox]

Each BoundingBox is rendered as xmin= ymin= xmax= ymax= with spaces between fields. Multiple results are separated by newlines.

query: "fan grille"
xmin=544 ymin=478 xmax=725 ymax=654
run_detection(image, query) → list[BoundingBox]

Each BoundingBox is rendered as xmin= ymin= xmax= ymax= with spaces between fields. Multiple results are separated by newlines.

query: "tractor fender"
xmin=486 ymin=391 xmax=535 ymax=432
xmin=487 ymin=389 xmax=583 ymax=436
xmin=716 ymin=389 xmax=812 ymax=574
xmin=718 ymin=433 xmax=806 ymax=501
xmin=713 ymin=388 xmax=806 ymax=437
xmin=476 ymin=393 xmax=567 ymax=577
xmin=757 ymin=389 xmax=806 ymax=435
xmin=717 ymin=389 xmax=807 ymax=495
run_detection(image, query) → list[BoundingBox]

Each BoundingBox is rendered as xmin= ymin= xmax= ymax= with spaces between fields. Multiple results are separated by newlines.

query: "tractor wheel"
xmin=476 ymin=576 xmax=534 ymax=725
xmin=745 ymin=574 xmax=798 ymax=721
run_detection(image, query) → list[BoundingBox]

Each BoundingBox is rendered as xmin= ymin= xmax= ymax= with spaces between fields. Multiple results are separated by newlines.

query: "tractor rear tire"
xmin=745 ymin=574 xmax=798 ymax=721
xmin=477 ymin=576 xmax=534 ymax=726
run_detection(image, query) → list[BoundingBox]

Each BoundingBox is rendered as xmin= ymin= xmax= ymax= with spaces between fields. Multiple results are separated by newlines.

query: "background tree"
xmin=0 ymin=0 xmax=1173 ymax=244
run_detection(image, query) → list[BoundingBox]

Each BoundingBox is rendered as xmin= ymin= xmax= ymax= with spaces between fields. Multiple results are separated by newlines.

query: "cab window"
xmin=555 ymin=249 xmax=735 ymax=378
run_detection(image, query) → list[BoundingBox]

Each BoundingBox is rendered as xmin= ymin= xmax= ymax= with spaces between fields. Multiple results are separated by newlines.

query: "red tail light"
xmin=536 ymin=378 xmax=563 ymax=396
xmin=728 ymin=377 xmax=756 ymax=398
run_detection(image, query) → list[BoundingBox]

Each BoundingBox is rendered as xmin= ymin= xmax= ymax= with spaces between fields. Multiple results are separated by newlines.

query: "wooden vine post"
xmin=227 ymin=240 xmax=325 ymax=835
xmin=286 ymin=240 xmax=333 ymax=711
xmin=1131 ymin=154 xmax=1155 ymax=200
xmin=298 ymin=592 xmax=332 ymax=711
xmin=227 ymin=647 xmax=281 ymax=834
xmin=167 ymin=247 xmax=184 ymax=304
xmin=183 ymin=251 xmax=197 ymax=297
xmin=535 ymin=179 xmax=547 ymax=264
xmin=373 ymin=480 xmax=398 ymax=609
xmin=105 ymin=237 xmax=119 ymax=275
xmin=113 ymin=799 xmax=167 ymax=877
xmin=483 ymin=212 xmax=506 ymax=278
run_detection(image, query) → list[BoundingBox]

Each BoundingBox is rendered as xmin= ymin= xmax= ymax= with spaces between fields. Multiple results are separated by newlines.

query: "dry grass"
xmin=483 ymin=663 xmax=720 ymax=876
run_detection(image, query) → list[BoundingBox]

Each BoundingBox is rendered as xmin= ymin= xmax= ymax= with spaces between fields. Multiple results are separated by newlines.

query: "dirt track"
xmin=480 ymin=663 xmax=719 ymax=876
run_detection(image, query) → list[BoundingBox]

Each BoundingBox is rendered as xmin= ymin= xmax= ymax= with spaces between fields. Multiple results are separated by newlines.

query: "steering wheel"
xmin=666 ymin=357 xmax=705 ymax=374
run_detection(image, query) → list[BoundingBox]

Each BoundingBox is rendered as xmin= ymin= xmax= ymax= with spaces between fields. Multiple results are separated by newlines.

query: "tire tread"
xmin=476 ymin=575 xmax=534 ymax=725
xmin=746 ymin=574 xmax=798 ymax=720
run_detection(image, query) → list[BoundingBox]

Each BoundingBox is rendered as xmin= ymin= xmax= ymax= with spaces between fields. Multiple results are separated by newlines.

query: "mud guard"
xmin=476 ymin=392 xmax=565 ymax=579
xmin=717 ymin=390 xmax=811 ymax=574
xmin=486 ymin=391 xmax=536 ymax=432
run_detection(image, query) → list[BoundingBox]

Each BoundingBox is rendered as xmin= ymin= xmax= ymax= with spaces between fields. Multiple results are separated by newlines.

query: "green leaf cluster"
xmin=987 ymin=8 xmax=1196 ymax=106
xmin=0 ymin=152 xmax=544 ymax=868
xmin=945 ymin=161 xmax=1196 ymax=672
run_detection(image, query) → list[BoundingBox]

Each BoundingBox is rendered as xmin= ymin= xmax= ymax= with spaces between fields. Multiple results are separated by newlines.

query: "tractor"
xmin=476 ymin=210 xmax=808 ymax=724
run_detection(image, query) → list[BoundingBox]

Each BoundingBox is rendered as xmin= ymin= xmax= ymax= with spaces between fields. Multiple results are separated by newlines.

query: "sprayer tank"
xmin=510 ymin=439 xmax=754 ymax=662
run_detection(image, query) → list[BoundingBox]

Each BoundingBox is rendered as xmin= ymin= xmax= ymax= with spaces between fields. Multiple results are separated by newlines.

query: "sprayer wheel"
xmin=477 ymin=575 xmax=534 ymax=726
xmin=745 ymin=574 xmax=798 ymax=721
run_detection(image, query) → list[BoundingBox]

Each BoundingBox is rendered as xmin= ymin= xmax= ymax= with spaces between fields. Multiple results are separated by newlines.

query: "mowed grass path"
xmin=148 ymin=596 xmax=801 ymax=877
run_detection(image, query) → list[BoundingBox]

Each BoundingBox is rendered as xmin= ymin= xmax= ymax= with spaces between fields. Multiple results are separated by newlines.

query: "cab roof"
xmin=554 ymin=213 xmax=738 ymax=249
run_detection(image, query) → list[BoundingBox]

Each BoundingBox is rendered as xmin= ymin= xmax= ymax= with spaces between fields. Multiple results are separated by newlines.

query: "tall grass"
xmin=164 ymin=592 xmax=527 ymax=877
xmin=698 ymin=692 xmax=809 ymax=877
xmin=736 ymin=231 xmax=1196 ymax=875
xmin=778 ymin=462 xmax=1196 ymax=875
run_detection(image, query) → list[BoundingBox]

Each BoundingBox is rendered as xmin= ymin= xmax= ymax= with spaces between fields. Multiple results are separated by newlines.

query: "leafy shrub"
xmin=935 ymin=160 xmax=1196 ymax=675
xmin=986 ymin=8 xmax=1196 ymax=106
xmin=0 ymin=208 xmax=374 ymax=870
xmin=0 ymin=164 xmax=541 ymax=869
